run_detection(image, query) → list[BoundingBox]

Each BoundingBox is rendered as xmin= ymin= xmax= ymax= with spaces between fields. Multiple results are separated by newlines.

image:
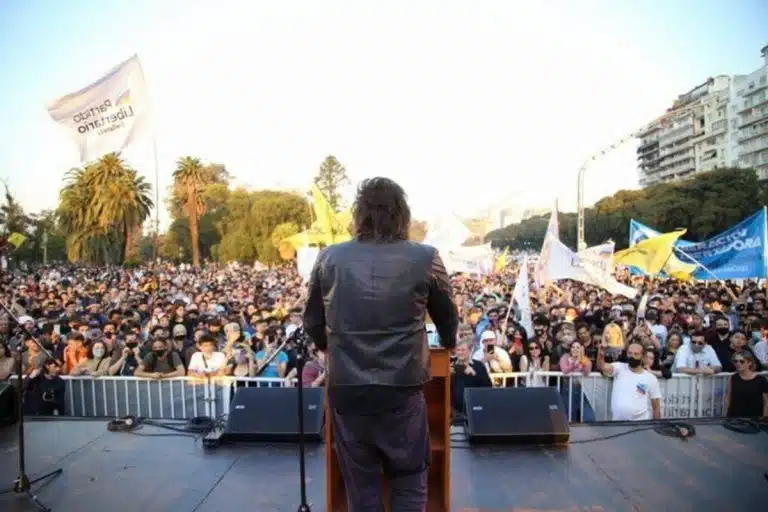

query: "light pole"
xmin=577 ymin=106 xmax=696 ymax=251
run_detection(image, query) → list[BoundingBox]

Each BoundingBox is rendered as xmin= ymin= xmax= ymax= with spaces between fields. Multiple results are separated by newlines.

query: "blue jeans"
xmin=560 ymin=381 xmax=595 ymax=423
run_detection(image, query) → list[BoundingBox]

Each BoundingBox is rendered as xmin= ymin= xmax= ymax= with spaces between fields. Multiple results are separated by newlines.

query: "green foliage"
xmin=486 ymin=167 xmax=765 ymax=250
xmin=313 ymin=155 xmax=349 ymax=212
xmin=56 ymin=153 xmax=153 ymax=264
xmin=216 ymin=189 xmax=311 ymax=264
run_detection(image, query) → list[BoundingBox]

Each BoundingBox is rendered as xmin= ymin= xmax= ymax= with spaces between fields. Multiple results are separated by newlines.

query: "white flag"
xmin=297 ymin=246 xmax=320 ymax=282
xmin=534 ymin=200 xmax=559 ymax=288
xmin=544 ymin=237 xmax=636 ymax=298
xmin=47 ymin=55 xmax=151 ymax=163
xmin=578 ymin=242 xmax=615 ymax=277
xmin=512 ymin=255 xmax=534 ymax=337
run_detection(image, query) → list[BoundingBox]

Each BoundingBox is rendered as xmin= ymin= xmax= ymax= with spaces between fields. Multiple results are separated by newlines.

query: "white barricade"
xmin=490 ymin=371 xmax=767 ymax=421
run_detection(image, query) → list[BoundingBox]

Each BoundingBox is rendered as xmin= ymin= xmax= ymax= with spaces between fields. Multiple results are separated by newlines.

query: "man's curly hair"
xmin=351 ymin=177 xmax=410 ymax=243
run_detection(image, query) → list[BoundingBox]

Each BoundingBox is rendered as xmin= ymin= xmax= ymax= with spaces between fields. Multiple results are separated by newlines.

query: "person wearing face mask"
xmin=70 ymin=340 xmax=111 ymax=377
xmin=134 ymin=339 xmax=186 ymax=380
xmin=109 ymin=332 xmax=142 ymax=376
xmin=707 ymin=314 xmax=732 ymax=367
xmin=598 ymin=340 xmax=662 ymax=421
xmin=674 ymin=331 xmax=722 ymax=375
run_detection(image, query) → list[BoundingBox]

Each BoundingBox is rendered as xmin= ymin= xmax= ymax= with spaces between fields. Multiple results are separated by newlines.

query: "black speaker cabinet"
xmin=223 ymin=386 xmax=324 ymax=442
xmin=0 ymin=382 xmax=17 ymax=427
xmin=464 ymin=387 xmax=569 ymax=445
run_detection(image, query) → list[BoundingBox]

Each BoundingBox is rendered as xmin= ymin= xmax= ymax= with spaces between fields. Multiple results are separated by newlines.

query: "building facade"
xmin=733 ymin=45 xmax=768 ymax=180
xmin=637 ymin=76 xmax=733 ymax=187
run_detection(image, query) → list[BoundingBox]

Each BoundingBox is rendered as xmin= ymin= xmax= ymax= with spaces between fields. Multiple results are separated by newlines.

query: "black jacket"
xmin=304 ymin=239 xmax=458 ymax=388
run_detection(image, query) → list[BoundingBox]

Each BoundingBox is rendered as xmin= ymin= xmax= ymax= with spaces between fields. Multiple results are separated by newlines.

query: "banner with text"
xmin=47 ymin=55 xmax=151 ymax=163
xmin=629 ymin=209 xmax=767 ymax=279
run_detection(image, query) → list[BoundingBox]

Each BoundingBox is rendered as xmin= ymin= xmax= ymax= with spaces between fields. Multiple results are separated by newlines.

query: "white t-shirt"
xmin=188 ymin=351 xmax=228 ymax=374
xmin=610 ymin=362 xmax=662 ymax=421
xmin=673 ymin=344 xmax=721 ymax=371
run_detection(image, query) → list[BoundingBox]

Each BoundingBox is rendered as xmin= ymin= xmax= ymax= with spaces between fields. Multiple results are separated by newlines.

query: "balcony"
xmin=737 ymin=122 xmax=768 ymax=143
xmin=739 ymin=109 xmax=768 ymax=129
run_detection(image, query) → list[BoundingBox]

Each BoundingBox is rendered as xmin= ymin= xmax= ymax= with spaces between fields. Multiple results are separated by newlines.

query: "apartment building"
xmin=733 ymin=45 xmax=768 ymax=180
xmin=637 ymin=76 xmax=733 ymax=187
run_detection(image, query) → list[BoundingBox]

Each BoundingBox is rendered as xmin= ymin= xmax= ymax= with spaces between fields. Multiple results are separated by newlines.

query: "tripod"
xmin=0 ymin=300 xmax=63 ymax=511
xmin=293 ymin=329 xmax=312 ymax=512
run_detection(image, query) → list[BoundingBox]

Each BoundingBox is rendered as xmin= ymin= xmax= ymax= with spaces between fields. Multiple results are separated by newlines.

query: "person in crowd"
xmin=707 ymin=314 xmax=733 ymax=366
xmin=721 ymin=329 xmax=757 ymax=372
xmin=229 ymin=342 xmax=257 ymax=378
xmin=724 ymin=350 xmax=768 ymax=418
xmin=451 ymin=339 xmax=492 ymax=413
xmin=254 ymin=329 xmax=289 ymax=379
xmin=187 ymin=334 xmax=229 ymax=378
xmin=674 ymin=331 xmax=722 ymax=375
xmin=754 ymin=318 xmax=768 ymax=366
xmin=301 ymin=345 xmax=326 ymax=388
xmin=109 ymin=335 xmax=142 ymax=376
xmin=0 ymin=343 xmax=14 ymax=380
xmin=70 ymin=339 xmax=111 ymax=376
xmin=559 ymin=339 xmax=595 ymax=421
xmin=643 ymin=347 xmax=671 ymax=380
xmin=519 ymin=339 xmax=550 ymax=387
xmin=598 ymin=340 xmax=662 ymax=421
xmin=22 ymin=335 xmax=47 ymax=375
xmin=24 ymin=359 xmax=66 ymax=416
xmin=61 ymin=332 xmax=88 ymax=375
xmin=134 ymin=338 xmax=186 ymax=380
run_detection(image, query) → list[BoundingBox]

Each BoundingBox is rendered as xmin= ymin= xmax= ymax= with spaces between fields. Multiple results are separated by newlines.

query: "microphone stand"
xmin=0 ymin=299 xmax=63 ymax=511
xmin=293 ymin=330 xmax=312 ymax=512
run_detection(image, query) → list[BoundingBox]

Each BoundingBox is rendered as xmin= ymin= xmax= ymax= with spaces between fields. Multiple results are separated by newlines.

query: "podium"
xmin=325 ymin=349 xmax=451 ymax=512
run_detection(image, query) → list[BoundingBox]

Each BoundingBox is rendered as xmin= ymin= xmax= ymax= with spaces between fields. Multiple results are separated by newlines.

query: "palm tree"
xmin=57 ymin=153 xmax=153 ymax=264
xmin=173 ymin=156 xmax=207 ymax=266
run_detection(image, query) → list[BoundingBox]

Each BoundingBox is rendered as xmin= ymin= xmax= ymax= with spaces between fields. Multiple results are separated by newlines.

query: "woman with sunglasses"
xmin=724 ymin=350 xmax=768 ymax=418
xmin=520 ymin=341 xmax=549 ymax=388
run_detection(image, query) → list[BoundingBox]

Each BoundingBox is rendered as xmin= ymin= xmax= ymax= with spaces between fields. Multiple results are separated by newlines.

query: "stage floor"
xmin=0 ymin=418 xmax=767 ymax=511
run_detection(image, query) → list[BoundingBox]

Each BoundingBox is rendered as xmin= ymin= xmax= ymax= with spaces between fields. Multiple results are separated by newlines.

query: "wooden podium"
xmin=325 ymin=348 xmax=451 ymax=512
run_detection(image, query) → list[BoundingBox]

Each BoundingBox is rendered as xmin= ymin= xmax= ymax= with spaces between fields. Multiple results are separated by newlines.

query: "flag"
xmin=663 ymin=252 xmax=697 ymax=280
xmin=613 ymin=230 xmax=687 ymax=275
xmin=579 ymin=242 xmax=615 ymax=276
xmin=534 ymin=200 xmax=559 ymax=288
xmin=7 ymin=233 xmax=26 ymax=248
xmin=512 ymin=255 xmax=534 ymax=337
xmin=47 ymin=55 xmax=151 ymax=163
xmin=542 ymin=236 xmax=637 ymax=298
xmin=311 ymin=185 xmax=336 ymax=244
xmin=495 ymin=247 xmax=509 ymax=273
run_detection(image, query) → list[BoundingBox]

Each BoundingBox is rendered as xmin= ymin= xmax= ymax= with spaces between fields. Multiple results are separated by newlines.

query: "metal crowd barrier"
xmin=489 ymin=371 xmax=768 ymax=422
xmin=12 ymin=371 xmax=766 ymax=423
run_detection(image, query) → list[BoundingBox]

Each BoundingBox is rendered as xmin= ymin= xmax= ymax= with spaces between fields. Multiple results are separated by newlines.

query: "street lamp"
xmin=577 ymin=105 xmax=697 ymax=251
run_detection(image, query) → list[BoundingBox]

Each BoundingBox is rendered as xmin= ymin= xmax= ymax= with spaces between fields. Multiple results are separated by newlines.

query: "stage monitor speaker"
xmin=223 ymin=386 xmax=324 ymax=443
xmin=0 ymin=382 xmax=17 ymax=427
xmin=464 ymin=387 xmax=569 ymax=445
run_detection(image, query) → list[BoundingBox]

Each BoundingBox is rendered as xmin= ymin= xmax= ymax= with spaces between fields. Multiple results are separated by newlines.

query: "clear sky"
xmin=0 ymin=0 xmax=766 ymax=228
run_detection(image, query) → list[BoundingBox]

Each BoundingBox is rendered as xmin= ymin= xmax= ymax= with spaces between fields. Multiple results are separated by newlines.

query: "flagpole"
xmin=672 ymin=246 xmax=719 ymax=281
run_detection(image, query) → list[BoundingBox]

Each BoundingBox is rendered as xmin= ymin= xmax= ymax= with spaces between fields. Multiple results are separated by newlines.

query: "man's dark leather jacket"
xmin=303 ymin=239 xmax=458 ymax=388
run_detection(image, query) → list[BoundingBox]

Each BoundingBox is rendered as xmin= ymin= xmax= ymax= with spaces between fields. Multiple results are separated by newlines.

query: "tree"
xmin=57 ymin=154 xmax=153 ymax=264
xmin=217 ymin=189 xmax=311 ymax=264
xmin=486 ymin=167 xmax=764 ymax=250
xmin=313 ymin=155 xmax=349 ymax=212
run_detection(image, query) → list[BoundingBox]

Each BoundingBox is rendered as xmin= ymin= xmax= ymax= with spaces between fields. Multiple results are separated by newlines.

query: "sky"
xmin=0 ymin=0 xmax=766 ymax=229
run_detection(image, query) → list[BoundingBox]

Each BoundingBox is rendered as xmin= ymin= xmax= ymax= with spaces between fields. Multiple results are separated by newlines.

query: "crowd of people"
xmin=1 ymin=257 xmax=767 ymax=420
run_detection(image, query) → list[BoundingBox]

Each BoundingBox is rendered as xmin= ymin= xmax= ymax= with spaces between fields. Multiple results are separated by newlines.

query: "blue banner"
xmin=628 ymin=209 xmax=767 ymax=279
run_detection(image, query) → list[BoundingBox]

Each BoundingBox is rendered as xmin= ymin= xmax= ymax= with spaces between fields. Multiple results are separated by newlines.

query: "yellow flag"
xmin=8 ymin=232 xmax=26 ymax=248
xmin=311 ymin=185 xmax=336 ymax=244
xmin=663 ymin=253 xmax=697 ymax=280
xmin=613 ymin=230 xmax=686 ymax=275
xmin=495 ymin=247 xmax=509 ymax=272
